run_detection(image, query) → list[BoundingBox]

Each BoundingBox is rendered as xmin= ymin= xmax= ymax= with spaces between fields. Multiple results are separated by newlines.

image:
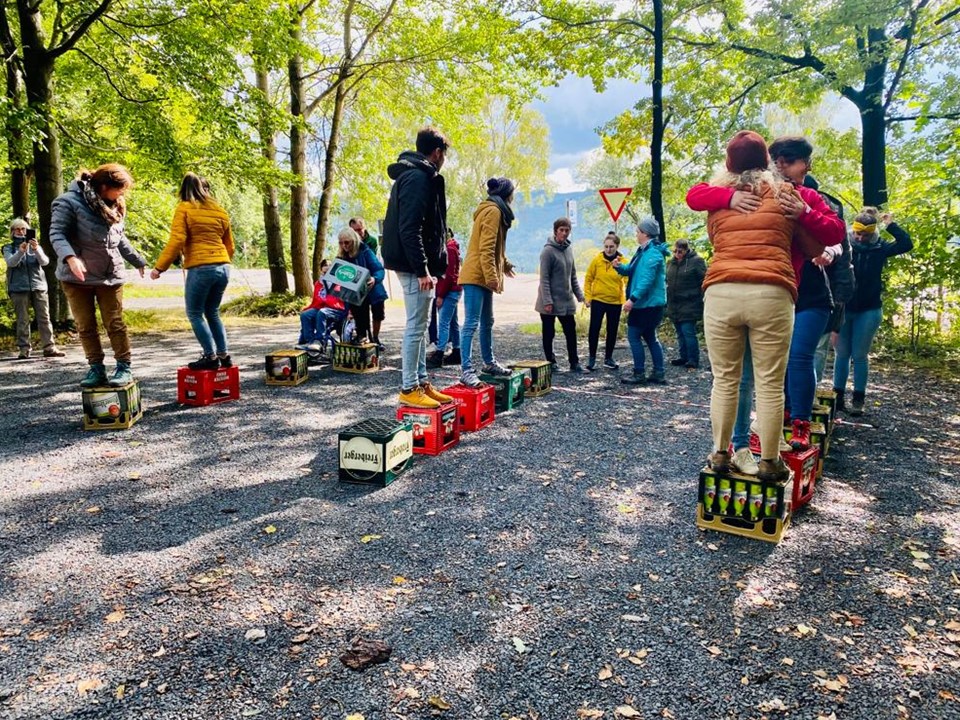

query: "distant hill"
xmin=506 ymin=190 xmax=617 ymax=273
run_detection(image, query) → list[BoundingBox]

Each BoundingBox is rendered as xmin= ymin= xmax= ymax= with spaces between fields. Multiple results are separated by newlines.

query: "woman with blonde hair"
xmin=336 ymin=226 xmax=388 ymax=345
xmin=152 ymin=173 xmax=235 ymax=369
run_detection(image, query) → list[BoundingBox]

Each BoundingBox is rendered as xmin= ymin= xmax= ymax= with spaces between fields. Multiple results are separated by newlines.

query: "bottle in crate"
xmin=82 ymin=381 xmax=143 ymax=430
xmin=696 ymin=467 xmax=793 ymax=543
xmin=265 ymin=349 xmax=309 ymax=386
xmin=338 ymin=418 xmax=414 ymax=487
xmin=511 ymin=360 xmax=552 ymax=397
xmin=478 ymin=369 xmax=525 ymax=412
xmin=332 ymin=342 xmax=380 ymax=374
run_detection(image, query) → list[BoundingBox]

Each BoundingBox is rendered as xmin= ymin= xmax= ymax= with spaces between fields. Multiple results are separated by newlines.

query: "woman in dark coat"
xmin=665 ymin=238 xmax=706 ymax=369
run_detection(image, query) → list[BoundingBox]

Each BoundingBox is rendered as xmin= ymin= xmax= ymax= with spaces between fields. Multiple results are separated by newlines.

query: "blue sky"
xmin=532 ymin=75 xmax=644 ymax=192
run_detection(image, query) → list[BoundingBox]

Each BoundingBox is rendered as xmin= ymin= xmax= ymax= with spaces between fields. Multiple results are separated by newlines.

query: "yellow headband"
xmin=852 ymin=221 xmax=876 ymax=233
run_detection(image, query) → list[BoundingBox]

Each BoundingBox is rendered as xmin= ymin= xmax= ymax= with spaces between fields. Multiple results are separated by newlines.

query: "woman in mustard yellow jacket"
xmin=151 ymin=173 xmax=235 ymax=369
xmin=583 ymin=232 xmax=627 ymax=370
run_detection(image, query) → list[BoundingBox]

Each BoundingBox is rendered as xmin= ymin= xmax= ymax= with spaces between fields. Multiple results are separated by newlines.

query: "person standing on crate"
xmin=615 ymin=216 xmax=668 ymax=385
xmin=151 ymin=173 xmax=235 ymax=370
xmin=349 ymin=217 xmax=385 ymax=349
xmin=4 ymin=218 xmax=65 ymax=359
xmin=336 ymin=226 xmax=388 ymax=346
xmin=665 ymin=238 xmax=706 ymax=370
xmin=427 ymin=228 xmax=462 ymax=369
xmin=832 ymin=207 xmax=912 ymax=416
xmin=583 ymin=231 xmax=627 ymax=371
xmin=535 ymin=217 xmax=586 ymax=373
xmin=684 ymin=131 xmax=829 ymax=482
xmin=381 ymin=126 xmax=454 ymax=409
xmin=457 ymin=177 xmax=518 ymax=388
xmin=50 ymin=164 xmax=148 ymax=388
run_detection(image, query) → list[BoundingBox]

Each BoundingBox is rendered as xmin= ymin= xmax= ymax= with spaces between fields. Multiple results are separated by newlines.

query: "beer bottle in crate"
xmin=764 ymin=486 xmax=778 ymax=517
xmin=732 ymin=481 xmax=748 ymax=517
xmin=748 ymin=483 xmax=763 ymax=521
xmin=703 ymin=475 xmax=716 ymax=513
xmin=718 ymin=478 xmax=732 ymax=514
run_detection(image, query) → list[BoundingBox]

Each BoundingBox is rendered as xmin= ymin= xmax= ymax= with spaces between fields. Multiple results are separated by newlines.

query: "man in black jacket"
xmin=381 ymin=126 xmax=452 ymax=408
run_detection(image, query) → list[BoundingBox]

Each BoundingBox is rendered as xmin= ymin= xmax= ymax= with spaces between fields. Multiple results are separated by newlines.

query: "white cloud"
xmin=548 ymin=168 xmax=588 ymax=193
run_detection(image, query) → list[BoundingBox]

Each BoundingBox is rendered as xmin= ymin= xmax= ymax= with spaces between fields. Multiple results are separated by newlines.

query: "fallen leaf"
xmin=428 ymin=695 xmax=451 ymax=710
xmin=598 ymin=664 xmax=614 ymax=680
xmin=115 ymin=684 xmax=125 ymax=700
xmin=512 ymin=637 xmax=529 ymax=654
xmin=346 ymin=715 xmax=365 ymax=720
xmin=360 ymin=534 xmax=381 ymax=544
xmin=105 ymin=609 xmax=125 ymax=624
xmin=707 ymin=645 xmax=722 ymax=656
xmin=291 ymin=633 xmax=310 ymax=644
xmin=152 ymin=645 xmax=166 ymax=658
xmin=156 ymin=683 xmax=168 ymax=694
xmin=86 ymin=506 xmax=101 ymax=514
xmin=264 ymin=525 xmax=277 ymax=534
xmin=403 ymin=687 xmax=421 ymax=699
xmin=662 ymin=710 xmax=676 ymax=719
xmin=706 ymin=543 xmax=719 ymax=551
xmin=578 ymin=710 xmax=604 ymax=719
xmin=796 ymin=623 xmax=816 ymax=636
xmin=244 ymin=628 xmax=266 ymax=642
xmin=910 ymin=550 xmax=930 ymax=560
xmin=393 ymin=576 xmax=407 ymax=584
xmin=77 ymin=678 xmax=103 ymax=696
xmin=127 ymin=473 xmax=140 ymax=481
xmin=615 ymin=706 xmax=641 ymax=718
xmin=782 ymin=657 xmax=795 ymax=666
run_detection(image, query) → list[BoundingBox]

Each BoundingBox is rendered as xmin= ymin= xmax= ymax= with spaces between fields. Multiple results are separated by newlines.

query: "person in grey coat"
xmin=534 ymin=217 xmax=585 ymax=372
xmin=3 ymin=218 xmax=64 ymax=359
xmin=50 ymin=164 xmax=147 ymax=388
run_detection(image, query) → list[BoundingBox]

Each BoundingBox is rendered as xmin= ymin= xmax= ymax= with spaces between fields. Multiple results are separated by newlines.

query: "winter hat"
xmin=637 ymin=215 xmax=660 ymax=239
xmin=725 ymin=131 xmax=770 ymax=173
xmin=486 ymin=177 xmax=515 ymax=199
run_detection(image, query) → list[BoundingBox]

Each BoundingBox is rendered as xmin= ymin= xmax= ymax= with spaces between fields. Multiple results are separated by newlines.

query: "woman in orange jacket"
xmin=151 ymin=173 xmax=235 ymax=369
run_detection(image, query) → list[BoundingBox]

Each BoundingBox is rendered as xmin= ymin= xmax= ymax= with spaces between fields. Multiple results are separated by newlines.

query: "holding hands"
xmin=729 ymin=189 xmax=761 ymax=214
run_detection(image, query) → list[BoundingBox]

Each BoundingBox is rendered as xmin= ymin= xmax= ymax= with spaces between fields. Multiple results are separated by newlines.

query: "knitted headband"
xmin=852 ymin=221 xmax=877 ymax=233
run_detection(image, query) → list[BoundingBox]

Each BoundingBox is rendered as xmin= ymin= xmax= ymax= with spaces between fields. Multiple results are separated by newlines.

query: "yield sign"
xmin=599 ymin=187 xmax=632 ymax=222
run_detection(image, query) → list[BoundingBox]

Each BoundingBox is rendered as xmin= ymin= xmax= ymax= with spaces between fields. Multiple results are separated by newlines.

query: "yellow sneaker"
xmin=422 ymin=382 xmax=453 ymax=404
xmin=398 ymin=386 xmax=440 ymax=409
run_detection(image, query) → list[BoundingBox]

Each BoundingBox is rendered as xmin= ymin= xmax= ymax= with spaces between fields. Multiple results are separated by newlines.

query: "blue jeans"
xmin=397 ymin=272 xmax=433 ymax=390
xmin=673 ymin=320 xmax=699 ymax=366
xmin=833 ymin=307 xmax=883 ymax=394
xmin=731 ymin=340 xmax=754 ymax=450
xmin=436 ymin=290 xmax=461 ymax=350
xmin=185 ymin=263 xmax=230 ymax=355
xmin=461 ymin=284 xmax=494 ymax=372
xmin=786 ymin=308 xmax=830 ymax=420
xmin=813 ymin=331 xmax=831 ymax=384
xmin=626 ymin=306 xmax=664 ymax=375
xmin=300 ymin=307 xmax=345 ymax=350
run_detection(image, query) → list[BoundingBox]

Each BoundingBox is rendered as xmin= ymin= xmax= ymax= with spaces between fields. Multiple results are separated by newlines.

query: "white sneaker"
xmin=750 ymin=420 xmax=792 ymax=453
xmin=426 ymin=342 xmax=438 ymax=354
xmin=731 ymin=447 xmax=759 ymax=476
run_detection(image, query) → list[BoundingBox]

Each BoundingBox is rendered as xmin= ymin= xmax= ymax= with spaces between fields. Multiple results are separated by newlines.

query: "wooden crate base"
xmin=696 ymin=504 xmax=790 ymax=544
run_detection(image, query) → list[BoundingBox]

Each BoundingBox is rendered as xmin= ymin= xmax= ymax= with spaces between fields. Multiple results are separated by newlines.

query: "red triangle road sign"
xmin=599 ymin=187 xmax=633 ymax=222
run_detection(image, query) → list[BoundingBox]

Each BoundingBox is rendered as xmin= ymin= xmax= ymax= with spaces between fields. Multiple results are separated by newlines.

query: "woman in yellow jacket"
xmin=151 ymin=173 xmax=235 ymax=369
xmin=584 ymin=231 xmax=627 ymax=370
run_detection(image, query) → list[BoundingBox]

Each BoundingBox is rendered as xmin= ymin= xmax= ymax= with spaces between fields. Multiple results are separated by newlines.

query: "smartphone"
xmin=25 ymin=229 xmax=36 ymax=240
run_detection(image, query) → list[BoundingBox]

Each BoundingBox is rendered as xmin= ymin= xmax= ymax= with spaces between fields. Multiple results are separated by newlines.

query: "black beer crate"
xmin=338 ymin=418 xmax=414 ymax=487
xmin=511 ymin=360 xmax=552 ymax=398
xmin=265 ymin=349 xmax=309 ymax=386
xmin=478 ymin=370 xmax=525 ymax=412
xmin=82 ymin=380 xmax=143 ymax=430
xmin=333 ymin=342 xmax=380 ymax=374
xmin=696 ymin=467 xmax=793 ymax=543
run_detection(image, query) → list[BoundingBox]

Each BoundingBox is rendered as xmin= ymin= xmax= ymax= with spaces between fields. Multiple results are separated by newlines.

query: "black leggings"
xmin=540 ymin=313 xmax=579 ymax=366
xmin=588 ymin=301 xmax=622 ymax=360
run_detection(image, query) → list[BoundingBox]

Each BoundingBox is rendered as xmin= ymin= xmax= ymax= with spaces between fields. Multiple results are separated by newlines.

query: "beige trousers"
xmin=704 ymin=283 xmax=794 ymax=461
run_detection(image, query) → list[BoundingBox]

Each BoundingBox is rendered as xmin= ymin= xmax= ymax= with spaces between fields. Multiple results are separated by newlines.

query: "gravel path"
xmin=0 ymin=317 xmax=958 ymax=720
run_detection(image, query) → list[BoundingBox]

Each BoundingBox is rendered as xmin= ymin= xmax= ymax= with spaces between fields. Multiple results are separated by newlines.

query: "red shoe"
xmin=789 ymin=418 xmax=811 ymax=451
xmin=783 ymin=409 xmax=791 ymax=425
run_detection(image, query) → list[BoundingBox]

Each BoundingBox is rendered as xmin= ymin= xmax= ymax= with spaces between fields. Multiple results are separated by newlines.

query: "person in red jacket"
xmin=298 ymin=259 xmax=347 ymax=353
xmin=427 ymin=229 xmax=462 ymax=368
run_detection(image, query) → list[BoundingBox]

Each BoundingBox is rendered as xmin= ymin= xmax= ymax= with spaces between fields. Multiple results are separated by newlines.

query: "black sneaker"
xmin=188 ymin=354 xmax=220 ymax=371
xmin=603 ymin=358 xmax=619 ymax=370
xmin=648 ymin=370 xmax=667 ymax=384
xmin=849 ymin=391 xmax=865 ymax=416
xmin=217 ymin=354 xmax=233 ymax=368
xmin=426 ymin=350 xmax=444 ymax=369
xmin=621 ymin=373 xmax=647 ymax=385
xmin=570 ymin=363 xmax=585 ymax=374
xmin=670 ymin=358 xmax=687 ymax=366
xmin=482 ymin=361 xmax=512 ymax=377
xmin=586 ymin=357 xmax=597 ymax=371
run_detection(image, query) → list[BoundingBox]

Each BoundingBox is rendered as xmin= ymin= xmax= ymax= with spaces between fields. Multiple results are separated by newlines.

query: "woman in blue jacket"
xmin=336 ymin=227 xmax=388 ymax=344
xmin=832 ymin=207 xmax=912 ymax=416
xmin=616 ymin=216 xmax=668 ymax=384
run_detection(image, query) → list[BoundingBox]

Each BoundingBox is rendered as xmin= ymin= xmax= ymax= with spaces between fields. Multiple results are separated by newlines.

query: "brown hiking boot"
xmin=708 ymin=450 xmax=731 ymax=473
xmin=758 ymin=458 xmax=790 ymax=483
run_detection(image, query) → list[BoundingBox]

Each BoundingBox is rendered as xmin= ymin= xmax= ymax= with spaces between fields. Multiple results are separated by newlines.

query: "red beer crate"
xmin=396 ymin=402 xmax=460 ymax=456
xmin=440 ymin=383 xmax=496 ymax=432
xmin=177 ymin=366 xmax=240 ymax=406
xmin=782 ymin=446 xmax=819 ymax=510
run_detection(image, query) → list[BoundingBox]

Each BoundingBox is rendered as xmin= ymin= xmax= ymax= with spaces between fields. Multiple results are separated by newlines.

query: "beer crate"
xmin=441 ymin=383 xmax=495 ymax=432
xmin=478 ymin=370 xmax=525 ymax=412
xmin=82 ymin=380 xmax=143 ymax=430
xmin=815 ymin=389 xmax=837 ymax=424
xmin=397 ymin=402 xmax=460 ymax=456
xmin=321 ymin=258 xmax=371 ymax=306
xmin=265 ymin=349 xmax=309 ymax=386
xmin=338 ymin=418 xmax=413 ymax=487
xmin=782 ymin=446 xmax=819 ymax=509
xmin=332 ymin=342 xmax=380 ymax=374
xmin=783 ymin=420 xmax=829 ymax=459
xmin=696 ymin=468 xmax=793 ymax=544
xmin=811 ymin=403 xmax=832 ymax=432
xmin=177 ymin=366 xmax=240 ymax=407
xmin=511 ymin=360 xmax=552 ymax=398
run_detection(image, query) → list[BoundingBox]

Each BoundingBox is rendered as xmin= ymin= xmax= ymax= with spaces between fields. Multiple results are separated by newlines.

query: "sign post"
xmin=599 ymin=187 xmax=632 ymax=235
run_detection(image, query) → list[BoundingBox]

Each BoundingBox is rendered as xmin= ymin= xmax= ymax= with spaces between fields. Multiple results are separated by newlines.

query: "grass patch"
xmin=123 ymin=283 xmax=246 ymax=299
xmin=221 ymin=292 xmax=307 ymax=318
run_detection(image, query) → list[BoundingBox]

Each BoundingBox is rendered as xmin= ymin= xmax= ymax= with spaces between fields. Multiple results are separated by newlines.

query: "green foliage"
xmin=221 ymin=292 xmax=307 ymax=318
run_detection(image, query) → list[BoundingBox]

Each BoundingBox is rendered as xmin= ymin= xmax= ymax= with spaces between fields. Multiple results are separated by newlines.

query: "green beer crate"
xmin=478 ymin=370 xmax=525 ymax=412
xmin=511 ymin=360 xmax=552 ymax=398
xmin=333 ymin=342 xmax=380 ymax=374
xmin=814 ymin=389 xmax=837 ymax=424
xmin=82 ymin=380 xmax=143 ymax=430
xmin=321 ymin=258 xmax=371 ymax=306
xmin=265 ymin=349 xmax=309 ymax=386
xmin=338 ymin=418 xmax=414 ymax=487
xmin=811 ymin=403 xmax=832 ymax=432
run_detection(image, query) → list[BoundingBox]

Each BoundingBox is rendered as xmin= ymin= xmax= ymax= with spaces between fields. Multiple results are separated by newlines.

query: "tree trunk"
xmin=859 ymin=30 xmax=888 ymax=208
xmin=5 ymin=58 xmax=32 ymax=219
xmin=287 ymin=32 xmax=312 ymax=296
xmin=312 ymin=81 xmax=347 ymax=280
xmin=255 ymin=65 xmax=289 ymax=293
xmin=649 ymin=0 xmax=665 ymax=243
